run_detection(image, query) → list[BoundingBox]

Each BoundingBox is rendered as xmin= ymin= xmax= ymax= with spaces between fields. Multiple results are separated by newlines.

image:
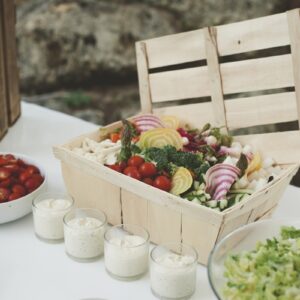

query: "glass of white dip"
xmin=63 ymin=208 xmax=107 ymax=262
xmin=32 ymin=192 xmax=74 ymax=243
xmin=150 ymin=243 xmax=198 ymax=300
xmin=104 ymin=224 xmax=150 ymax=280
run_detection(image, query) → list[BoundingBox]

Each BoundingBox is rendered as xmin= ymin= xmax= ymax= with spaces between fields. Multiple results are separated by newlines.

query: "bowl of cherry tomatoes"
xmin=0 ymin=153 xmax=46 ymax=224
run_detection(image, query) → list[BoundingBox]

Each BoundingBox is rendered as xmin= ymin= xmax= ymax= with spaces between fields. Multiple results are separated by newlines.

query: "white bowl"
xmin=0 ymin=153 xmax=47 ymax=224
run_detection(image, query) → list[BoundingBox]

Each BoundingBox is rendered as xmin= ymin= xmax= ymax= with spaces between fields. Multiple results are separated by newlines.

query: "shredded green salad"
xmin=223 ymin=226 xmax=300 ymax=300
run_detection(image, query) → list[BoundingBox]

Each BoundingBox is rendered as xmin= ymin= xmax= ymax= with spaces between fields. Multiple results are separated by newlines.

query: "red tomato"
xmin=12 ymin=184 xmax=26 ymax=197
xmin=107 ymin=164 xmax=122 ymax=173
xmin=119 ymin=161 xmax=127 ymax=171
xmin=0 ymin=167 xmax=11 ymax=180
xmin=26 ymin=165 xmax=40 ymax=175
xmin=139 ymin=162 xmax=157 ymax=178
xmin=0 ymin=187 xmax=10 ymax=202
xmin=128 ymin=156 xmax=144 ymax=168
xmin=153 ymin=176 xmax=171 ymax=192
xmin=19 ymin=170 xmax=32 ymax=183
xmin=142 ymin=177 xmax=153 ymax=186
xmin=0 ymin=155 xmax=17 ymax=166
xmin=110 ymin=132 xmax=121 ymax=143
xmin=4 ymin=164 xmax=21 ymax=174
xmin=24 ymin=177 xmax=41 ymax=192
xmin=8 ymin=192 xmax=23 ymax=201
xmin=0 ymin=178 xmax=12 ymax=188
xmin=123 ymin=166 xmax=141 ymax=180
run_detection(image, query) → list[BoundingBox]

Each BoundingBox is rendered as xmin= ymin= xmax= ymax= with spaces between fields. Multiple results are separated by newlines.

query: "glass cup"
xmin=150 ymin=243 xmax=198 ymax=300
xmin=32 ymin=192 xmax=74 ymax=243
xmin=63 ymin=208 xmax=107 ymax=262
xmin=104 ymin=224 xmax=150 ymax=280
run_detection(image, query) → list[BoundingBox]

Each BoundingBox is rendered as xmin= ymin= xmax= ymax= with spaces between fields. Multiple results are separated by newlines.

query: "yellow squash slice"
xmin=138 ymin=128 xmax=183 ymax=150
xmin=161 ymin=115 xmax=180 ymax=129
xmin=246 ymin=152 xmax=262 ymax=175
xmin=170 ymin=167 xmax=193 ymax=195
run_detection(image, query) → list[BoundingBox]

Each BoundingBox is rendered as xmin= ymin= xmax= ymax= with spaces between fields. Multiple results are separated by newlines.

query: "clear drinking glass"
xmin=150 ymin=242 xmax=198 ymax=300
xmin=63 ymin=208 xmax=107 ymax=262
xmin=32 ymin=192 xmax=74 ymax=243
xmin=104 ymin=224 xmax=150 ymax=280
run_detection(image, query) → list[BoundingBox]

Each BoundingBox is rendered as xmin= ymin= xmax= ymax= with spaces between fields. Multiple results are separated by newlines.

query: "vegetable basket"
xmin=54 ymin=9 xmax=300 ymax=265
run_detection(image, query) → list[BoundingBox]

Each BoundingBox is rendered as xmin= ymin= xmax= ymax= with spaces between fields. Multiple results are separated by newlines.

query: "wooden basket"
xmin=54 ymin=9 xmax=300 ymax=265
xmin=0 ymin=0 xmax=20 ymax=140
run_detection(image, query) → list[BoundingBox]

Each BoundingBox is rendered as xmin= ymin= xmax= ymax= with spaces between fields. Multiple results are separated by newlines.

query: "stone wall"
xmin=17 ymin=0 xmax=295 ymax=124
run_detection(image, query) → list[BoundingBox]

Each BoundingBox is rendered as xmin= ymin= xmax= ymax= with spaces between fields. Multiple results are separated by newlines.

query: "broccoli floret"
xmin=167 ymin=149 xmax=203 ymax=169
xmin=194 ymin=161 xmax=210 ymax=182
xmin=143 ymin=147 xmax=169 ymax=170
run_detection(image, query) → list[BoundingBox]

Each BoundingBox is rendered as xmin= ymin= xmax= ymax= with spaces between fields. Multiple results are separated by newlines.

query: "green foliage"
xmin=63 ymin=90 xmax=92 ymax=108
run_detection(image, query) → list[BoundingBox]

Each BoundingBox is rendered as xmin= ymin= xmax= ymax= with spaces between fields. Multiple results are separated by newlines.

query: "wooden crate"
xmin=54 ymin=9 xmax=300 ymax=265
xmin=0 ymin=0 xmax=20 ymax=140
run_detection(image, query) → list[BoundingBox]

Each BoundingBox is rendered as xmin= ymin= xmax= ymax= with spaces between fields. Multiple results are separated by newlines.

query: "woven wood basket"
xmin=54 ymin=9 xmax=300 ymax=265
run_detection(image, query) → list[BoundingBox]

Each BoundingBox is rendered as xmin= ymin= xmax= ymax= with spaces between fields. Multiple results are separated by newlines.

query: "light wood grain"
xmin=121 ymin=189 xmax=148 ymax=229
xmin=145 ymin=12 xmax=289 ymax=69
xmin=135 ymin=42 xmax=152 ymax=113
xmin=204 ymin=27 xmax=227 ymax=131
xmin=287 ymin=9 xmax=300 ymax=128
xmin=149 ymin=54 xmax=294 ymax=103
xmin=225 ymin=92 xmax=298 ymax=129
xmin=61 ymin=162 xmax=122 ymax=225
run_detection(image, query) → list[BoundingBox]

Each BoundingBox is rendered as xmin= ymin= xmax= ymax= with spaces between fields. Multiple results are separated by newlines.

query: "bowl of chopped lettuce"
xmin=208 ymin=219 xmax=300 ymax=300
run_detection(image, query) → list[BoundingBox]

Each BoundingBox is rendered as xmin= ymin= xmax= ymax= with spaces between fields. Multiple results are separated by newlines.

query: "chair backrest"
xmin=135 ymin=9 xmax=300 ymax=134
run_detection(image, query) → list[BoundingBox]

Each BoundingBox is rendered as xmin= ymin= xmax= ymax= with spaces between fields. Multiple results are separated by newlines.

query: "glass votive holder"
xmin=104 ymin=224 xmax=150 ymax=280
xmin=32 ymin=192 xmax=74 ymax=243
xmin=63 ymin=208 xmax=107 ymax=262
xmin=150 ymin=243 xmax=198 ymax=300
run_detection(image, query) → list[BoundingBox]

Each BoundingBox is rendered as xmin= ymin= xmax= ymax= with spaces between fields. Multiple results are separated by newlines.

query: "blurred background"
xmin=16 ymin=0 xmax=300 ymax=126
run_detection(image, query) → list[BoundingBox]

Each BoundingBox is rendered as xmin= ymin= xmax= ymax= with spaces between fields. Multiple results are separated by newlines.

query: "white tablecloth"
xmin=1 ymin=102 xmax=300 ymax=300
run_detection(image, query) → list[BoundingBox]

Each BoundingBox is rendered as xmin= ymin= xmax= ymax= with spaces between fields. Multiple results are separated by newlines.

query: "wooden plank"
xmin=204 ymin=27 xmax=227 ymax=131
xmin=1 ymin=0 xmax=20 ymax=124
xmin=148 ymin=201 xmax=181 ymax=246
xmin=135 ymin=42 xmax=152 ymax=113
xmin=121 ymin=189 xmax=148 ymax=229
xmin=0 ymin=0 xmax=8 ymax=139
xmin=287 ymin=9 xmax=300 ymax=128
xmin=149 ymin=55 xmax=294 ymax=103
xmin=226 ymin=92 xmax=298 ymax=129
xmin=153 ymin=102 xmax=215 ymax=129
xmin=144 ymin=12 xmax=289 ymax=69
xmin=149 ymin=66 xmax=210 ymax=102
xmin=182 ymin=214 xmax=222 ymax=265
xmin=61 ymin=162 xmax=122 ymax=225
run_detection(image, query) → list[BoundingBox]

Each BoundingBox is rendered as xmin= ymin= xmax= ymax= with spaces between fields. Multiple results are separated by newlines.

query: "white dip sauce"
xmin=105 ymin=235 xmax=148 ymax=279
xmin=33 ymin=198 xmax=73 ymax=240
xmin=64 ymin=217 xmax=105 ymax=260
xmin=150 ymin=252 xmax=197 ymax=299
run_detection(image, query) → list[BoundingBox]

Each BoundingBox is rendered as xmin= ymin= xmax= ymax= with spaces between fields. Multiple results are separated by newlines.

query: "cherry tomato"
xmin=0 ymin=187 xmax=10 ymax=202
xmin=19 ymin=170 xmax=32 ymax=183
xmin=123 ymin=166 xmax=141 ymax=180
xmin=0 ymin=168 xmax=11 ymax=180
xmin=110 ymin=132 xmax=121 ymax=143
xmin=24 ymin=177 xmax=42 ymax=192
xmin=12 ymin=184 xmax=26 ymax=197
xmin=139 ymin=162 xmax=157 ymax=178
xmin=0 ymin=178 xmax=12 ymax=188
xmin=8 ymin=192 xmax=23 ymax=201
xmin=119 ymin=161 xmax=127 ymax=171
xmin=4 ymin=164 xmax=21 ymax=174
xmin=26 ymin=165 xmax=40 ymax=175
xmin=107 ymin=164 xmax=122 ymax=173
xmin=0 ymin=155 xmax=17 ymax=166
xmin=142 ymin=177 xmax=153 ymax=186
xmin=153 ymin=176 xmax=171 ymax=192
xmin=30 ymin=174 xmax=44 ymax=184
xmin=128 ymin=156 xmax=144 ymax=168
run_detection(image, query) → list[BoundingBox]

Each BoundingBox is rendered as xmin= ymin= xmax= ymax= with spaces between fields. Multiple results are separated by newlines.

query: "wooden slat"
xmin=149 ymin=54 xmax=294 ymax=102
xmin=149 ymin=66 xmax=210 ymax=102
xmin=135 ymin=42 xmax=152 ymax=113
xmin=287 ymin=9 xmax=300 ymax=128
xmin=204 ymin=27 xmax=227 ymax=131
xmin=153 ymin=102 xmax=214 ymax=129
xmin=226 ymin=92 xmax=298 ymax=129
xmin=1 ymin=0 xmax=20 ymax=125
xmin=0 ymin=0 xmax=8 ymax=139
xmin=145 ymin=12 xmax=289 ymax=69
